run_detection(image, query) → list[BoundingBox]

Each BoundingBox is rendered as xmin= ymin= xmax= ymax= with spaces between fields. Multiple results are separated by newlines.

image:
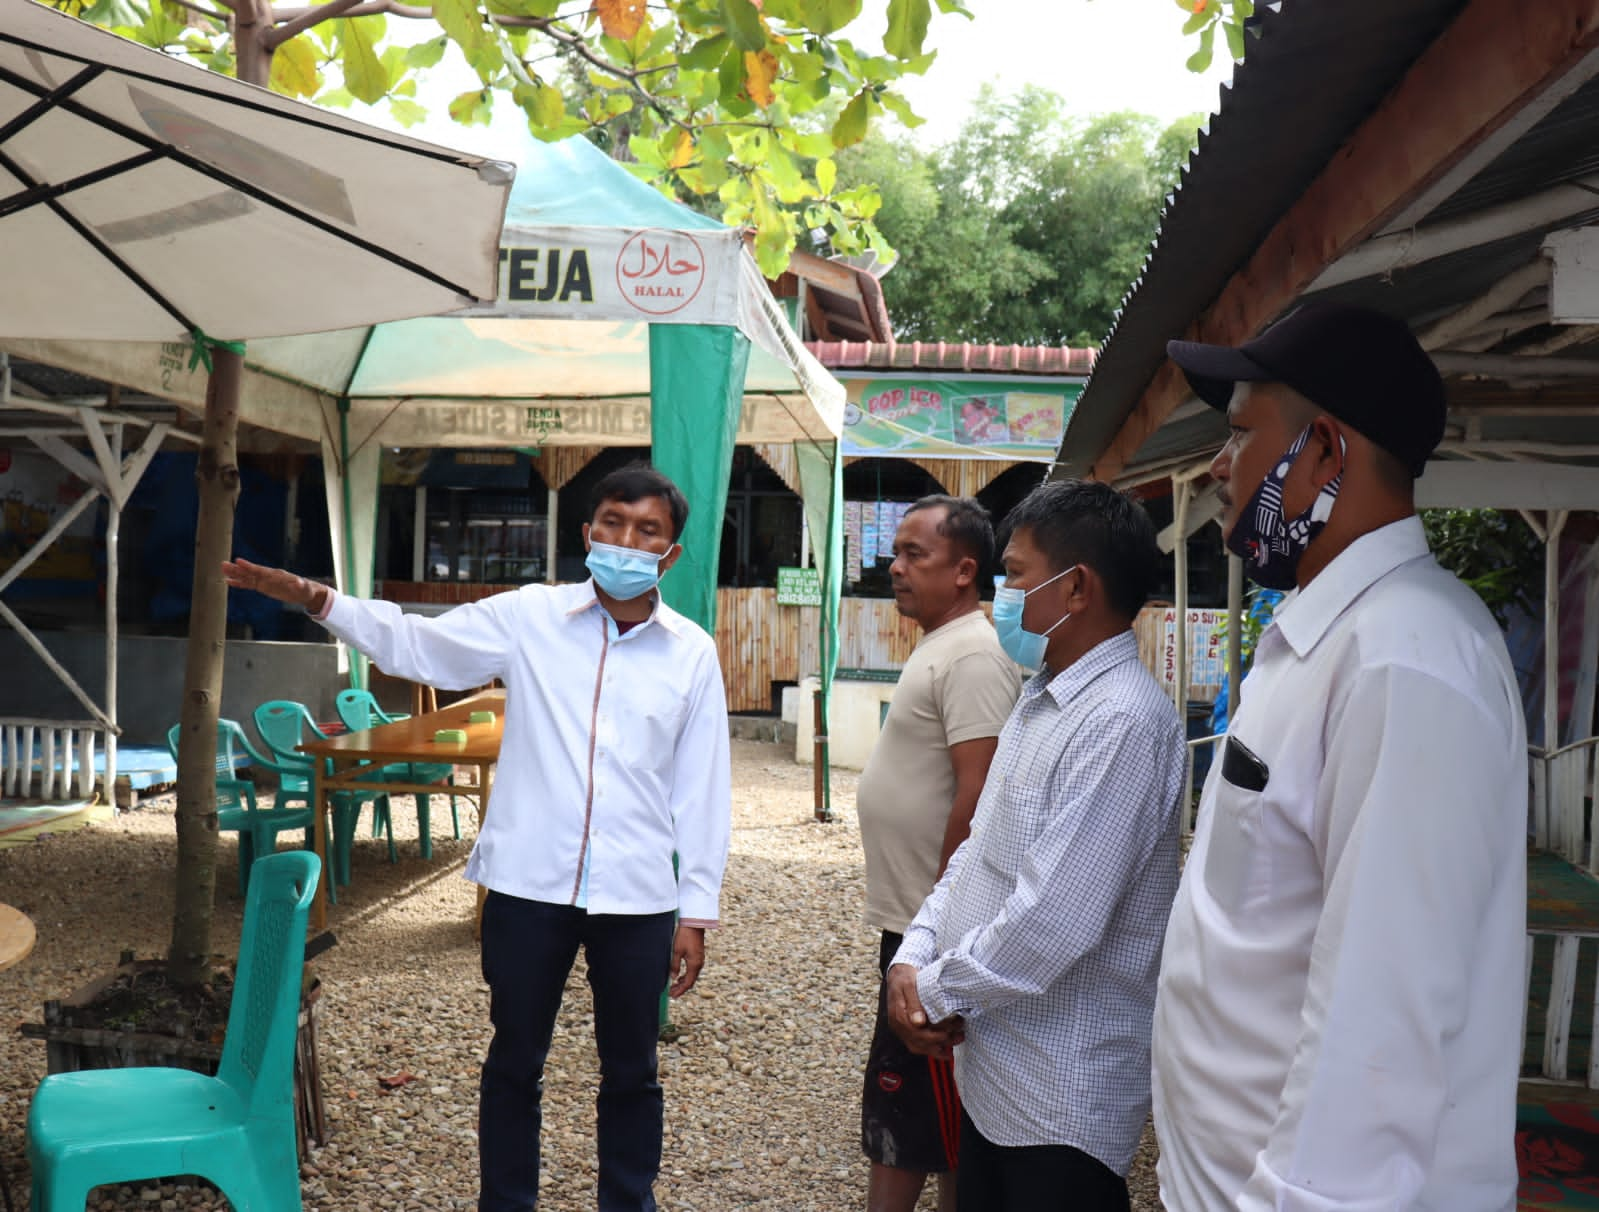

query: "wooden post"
xmin=412 ymin=484 xmax=427 ymax=582
xmin=1546 ymin=510 xmax=1570 ymax=750
xmin=812 ymin=687 xmax=829 ymax=823
xmin=105 ymin=417 xmax=121 ymax=805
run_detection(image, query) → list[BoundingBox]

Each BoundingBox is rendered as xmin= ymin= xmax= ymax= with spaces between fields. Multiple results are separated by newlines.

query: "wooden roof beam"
xmin=1089 ymin=0 xmax=1599 ymax=484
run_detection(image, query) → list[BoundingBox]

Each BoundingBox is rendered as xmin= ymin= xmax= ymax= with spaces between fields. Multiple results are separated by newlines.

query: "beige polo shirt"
xmin=857 ymin=609 xmax=1022 ymax=934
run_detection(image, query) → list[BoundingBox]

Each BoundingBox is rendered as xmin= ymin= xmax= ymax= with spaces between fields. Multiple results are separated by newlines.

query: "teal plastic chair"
xmin=164 ymin=721 xmax=313 ymax=896
xmin=27 ymin=851 xmax=320 ymax=1212
xmin=335 ymin=688 xmax=460 ymax=859
xmin=252 ymin=701 xmax=395 ymax=887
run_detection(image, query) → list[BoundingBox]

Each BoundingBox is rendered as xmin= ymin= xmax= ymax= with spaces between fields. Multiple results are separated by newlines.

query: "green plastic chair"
xmin=27 ymin=850 xmax=320 ymax=1212
xmin=335 ymin=688 xmax=460 ymax=859
xmin=252 ymin=701 xmax=395 ymax=886
xmin=164 ymin=721 xmax=313 ymax=896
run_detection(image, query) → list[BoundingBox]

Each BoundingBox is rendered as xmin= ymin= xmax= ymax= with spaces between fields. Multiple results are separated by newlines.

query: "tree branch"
xmin=167 ymin=0 xmax=231 ymax=22
xmin=264 ymin=0 xmax=370 ymax=47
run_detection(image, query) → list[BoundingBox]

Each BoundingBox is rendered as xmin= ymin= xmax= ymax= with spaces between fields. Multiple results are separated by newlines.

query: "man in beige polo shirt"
xmin=857 ymin=494 xmax=1022 ymax=1212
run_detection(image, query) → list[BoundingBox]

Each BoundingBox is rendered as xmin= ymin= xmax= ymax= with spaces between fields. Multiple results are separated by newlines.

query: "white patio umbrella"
xmin=0 ymin=0 xmax=512 ymax=968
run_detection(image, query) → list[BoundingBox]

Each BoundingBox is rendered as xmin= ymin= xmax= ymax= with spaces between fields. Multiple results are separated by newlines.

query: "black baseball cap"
xmin=1166 ymin=301 xmax=1446 ymax=476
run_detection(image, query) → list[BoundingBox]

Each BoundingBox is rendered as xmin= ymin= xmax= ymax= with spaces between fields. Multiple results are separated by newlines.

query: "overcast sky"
xmin=369 ymin=0 xmax=1236 ymax=159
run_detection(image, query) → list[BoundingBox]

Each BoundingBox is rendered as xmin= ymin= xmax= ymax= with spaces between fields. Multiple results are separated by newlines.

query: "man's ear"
xmin=657 ymin=543 xmax=683 ymax=576
xmin=581 ymin=522 xmax=592 ymax=552
xmin=954 ymin=553 xmax=978 ymax=589
xmin=1066 ymin=564 xmax=1096 ymax=612
xmin=1308 ymin=415 xmax=1346 ymax=489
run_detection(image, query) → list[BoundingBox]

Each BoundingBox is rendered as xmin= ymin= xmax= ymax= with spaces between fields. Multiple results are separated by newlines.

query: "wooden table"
xmin=0 ymin=902 xmax=35 ymax=972
xmin=299 ymin=690 xmax=505 ymax=930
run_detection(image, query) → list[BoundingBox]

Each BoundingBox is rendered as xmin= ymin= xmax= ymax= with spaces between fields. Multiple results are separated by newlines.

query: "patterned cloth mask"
xmin=1226 ymin=426 xmax=1345 ymax=590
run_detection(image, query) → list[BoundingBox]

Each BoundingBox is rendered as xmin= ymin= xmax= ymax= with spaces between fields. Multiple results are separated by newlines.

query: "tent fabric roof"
xmin=502 ymin=134 xmax=724 ymax=232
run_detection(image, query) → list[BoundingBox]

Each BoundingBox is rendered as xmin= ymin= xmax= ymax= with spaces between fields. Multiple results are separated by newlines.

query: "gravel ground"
xmin=0 ymin=740 xmax=1158 ymax=1210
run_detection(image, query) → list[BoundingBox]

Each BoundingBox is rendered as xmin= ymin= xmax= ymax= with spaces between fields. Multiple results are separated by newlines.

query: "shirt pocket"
xmin=973 ymin=773 xmax=1043 ymax=879
xmin=1202 ymin=776 xmax=1269 ymax=916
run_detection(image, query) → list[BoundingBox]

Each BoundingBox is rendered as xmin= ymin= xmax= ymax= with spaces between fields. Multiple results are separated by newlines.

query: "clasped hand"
xmin=885 ymin=963 xmax=964 ymax=1060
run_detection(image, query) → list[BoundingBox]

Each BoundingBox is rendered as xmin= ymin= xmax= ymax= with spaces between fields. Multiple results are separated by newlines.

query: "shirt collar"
xmin=1025 ymin=629 xmax=1140 ymax=708
xmin=1271 ymin=515 xmax=1430 ymax=658
xmin=563 ymin=578 xmax=686 ymax=638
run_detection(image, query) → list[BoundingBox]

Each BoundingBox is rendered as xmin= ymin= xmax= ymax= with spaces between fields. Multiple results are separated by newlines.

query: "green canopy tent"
xmin=5 ymin=134 xmax=847 ymax=812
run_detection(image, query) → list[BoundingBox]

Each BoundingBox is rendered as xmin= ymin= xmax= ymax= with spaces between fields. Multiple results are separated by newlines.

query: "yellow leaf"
xmin=591 ymin=0 xmax=645 ymax=40
xmin=269 ymin=34 xmax=319 ymax=98
xmin=669 ymin=128 xmax=695 ymax=169
xmin=743 ymin=49 xmax=778 ymax=108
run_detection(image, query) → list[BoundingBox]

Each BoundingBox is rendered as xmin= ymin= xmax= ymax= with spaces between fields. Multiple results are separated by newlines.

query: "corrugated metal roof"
xmin=807 ymin=341 xmax=1095 ymax=377
xmin=1056 ymin=0 xmax=1472 ymax=478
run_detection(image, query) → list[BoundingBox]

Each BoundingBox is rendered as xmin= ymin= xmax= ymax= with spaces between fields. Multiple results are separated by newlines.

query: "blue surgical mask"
xmin=991 ymin=565 xmax=1076 ymax=671
xmin=1227 ymin=426 xmax=1345 ymax=590
xmin=586 ymin=539 xmax=666 ymax=601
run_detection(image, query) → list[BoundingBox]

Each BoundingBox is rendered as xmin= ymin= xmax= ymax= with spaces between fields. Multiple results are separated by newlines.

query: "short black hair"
xmin=999 ymin=480 xmax=1160 ymax=620
xmin=904 ymin=494 xmax=995 ymax=571
xmin=590 ymin=462 xmax=690 ymax=541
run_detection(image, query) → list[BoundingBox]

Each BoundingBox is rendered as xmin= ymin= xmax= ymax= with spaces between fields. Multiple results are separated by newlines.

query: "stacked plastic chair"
xmin=28 ymin=851 xmax=320 ymax=1212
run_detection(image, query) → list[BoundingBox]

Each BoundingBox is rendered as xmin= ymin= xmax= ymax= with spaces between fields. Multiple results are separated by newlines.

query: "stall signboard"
xmin=776 ymin=566 xmax=822 ymax=607
xmin=840 ymin=377 xmax=1083 ymax=460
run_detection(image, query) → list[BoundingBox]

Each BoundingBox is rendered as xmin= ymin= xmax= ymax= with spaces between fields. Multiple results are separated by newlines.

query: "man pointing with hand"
xmin=224 ymin=462 xmax=731 ymax=1212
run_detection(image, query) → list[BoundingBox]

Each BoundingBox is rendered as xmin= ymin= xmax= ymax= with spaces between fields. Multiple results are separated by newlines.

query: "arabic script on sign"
xmin=616 ymin=229 xmax=707 ymax=316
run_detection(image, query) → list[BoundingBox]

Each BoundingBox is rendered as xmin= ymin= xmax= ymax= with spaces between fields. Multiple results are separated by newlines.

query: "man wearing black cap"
xmin=1150 ymin=302 xmax=1527 ymax=1211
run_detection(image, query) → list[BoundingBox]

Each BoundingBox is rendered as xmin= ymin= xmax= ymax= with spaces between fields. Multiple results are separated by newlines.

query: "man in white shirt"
xmin=1155 ymin=302 xmax=1527 ymax=1210
xmin=856 ymin=495 xmax=1020 ymax=1212
xmin=223 ymin=464 xmax=731 ymax=1212
xmin=887 ymin=480 xmax=1186 ymax=1212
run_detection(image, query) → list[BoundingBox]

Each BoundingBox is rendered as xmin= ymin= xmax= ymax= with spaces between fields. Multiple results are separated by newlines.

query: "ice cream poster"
xmin=839 ymin=377 xmax=1082 ymax=460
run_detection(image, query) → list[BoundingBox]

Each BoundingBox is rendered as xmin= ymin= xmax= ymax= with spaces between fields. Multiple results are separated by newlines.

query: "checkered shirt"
xmin=895 ymin=629 xmax=1184 ymax=1174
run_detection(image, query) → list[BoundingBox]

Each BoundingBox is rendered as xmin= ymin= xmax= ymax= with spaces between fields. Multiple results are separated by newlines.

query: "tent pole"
xmin=1172 ymin=479 xmax=1192 ymax=819
xmin=412 ymin=484 xmax=427 ymax=582
xmin=1225 ymin=551 xmax=1243 ymax=718
xmin=337 ymin=397 xmax=365 ymax=690
xmin=1546 ymin=510 xmax=1570 ymax=749
xmin=546 ymin=486 xmax=558 ymax=584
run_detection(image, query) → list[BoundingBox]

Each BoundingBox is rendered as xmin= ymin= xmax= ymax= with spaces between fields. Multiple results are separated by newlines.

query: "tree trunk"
xmin=166 ymin=3 xmax=273 ymax=988
xmin=168 ymin=349 xmax=245 ymax=985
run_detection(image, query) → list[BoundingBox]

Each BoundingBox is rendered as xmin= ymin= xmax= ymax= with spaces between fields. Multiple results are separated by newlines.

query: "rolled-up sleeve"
xmin=321 ymin=589 xmax=512 ymax=690
xmin=670 ymin=646 xmax=732 ymax=927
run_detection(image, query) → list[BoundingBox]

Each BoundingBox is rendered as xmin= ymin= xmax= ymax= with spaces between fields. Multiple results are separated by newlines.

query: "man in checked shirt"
xmin=887 ymin=479 xmax=1185 ymax=1212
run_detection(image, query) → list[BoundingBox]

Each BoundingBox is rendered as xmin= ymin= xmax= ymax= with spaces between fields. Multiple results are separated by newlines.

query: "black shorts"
xmin=861 ymin=930 xmax=961 ymax=1173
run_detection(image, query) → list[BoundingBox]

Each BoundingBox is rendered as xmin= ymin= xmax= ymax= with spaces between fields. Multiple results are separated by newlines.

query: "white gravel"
xmin=0 ymin=740 xmax=1158 ymax=1209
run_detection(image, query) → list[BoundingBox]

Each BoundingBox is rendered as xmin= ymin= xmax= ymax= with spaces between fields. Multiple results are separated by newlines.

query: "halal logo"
xmin=617 ymin=230 xmax=706 ymax=316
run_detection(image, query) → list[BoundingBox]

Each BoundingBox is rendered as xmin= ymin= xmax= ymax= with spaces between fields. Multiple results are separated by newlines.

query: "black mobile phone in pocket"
xmin=1221 ymin=735 xmax=1269 ymax=793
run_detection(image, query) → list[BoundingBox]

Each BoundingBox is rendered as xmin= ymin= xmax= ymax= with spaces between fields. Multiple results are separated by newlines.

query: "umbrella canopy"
xmin=0 ymin=0 xmax=511 ymax=341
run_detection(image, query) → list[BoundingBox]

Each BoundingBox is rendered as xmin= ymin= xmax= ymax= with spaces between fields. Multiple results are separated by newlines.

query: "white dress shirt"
xmin=895 ymin=631 xmax=1185 ymax=1174
xmin=1152 ymin=516 xmax=1527 ymax=1211
xmin=318 ymin=580 xmax=731 ymax=925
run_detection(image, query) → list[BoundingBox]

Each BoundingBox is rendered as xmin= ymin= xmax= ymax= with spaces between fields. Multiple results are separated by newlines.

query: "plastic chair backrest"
xmin=253 ymin=701 xmax=326 ymax=766
xmin=216 ymin=850 xmax=320 ymax=1115
xmin=335 ymin=689 xmax=382 ymax=734
xmin=167 ymin=720 xmax=254 ymax=795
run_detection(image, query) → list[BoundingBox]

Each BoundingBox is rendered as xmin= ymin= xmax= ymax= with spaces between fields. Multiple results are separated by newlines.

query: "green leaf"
xmin=700 ymin=126 xmax=733 ymax=164
xmin=680 ymin=32 xmax=731 ymax=71
xmin=815 ymin=156 xmax=836 ymax=195
xmin=448 ymin=87 xmax=493 ymax=126
xmin=629 ymin=132 xmax=668 ymax=170
xmin=435 ymin=0 xmax=502 ymax=76
xmin=338 ymin=17 xmax=389 ymax=104
xmin=406 ymin=36 xmax=449 ymax=69
xmin=879 ymin=91 xmax=925 ymax=128
xmin=388 ymin=97 xmax=428 ymax=127
xmin=269 ymin=34 xmax=319 ymax=97
xmin=796 ymin=0 xmax=861 ymax=35
xmin=1234 ymin=0 xmax=1255 ymax=17
xmin=831 ymin=90 xmax=872 ymax=148
xmin=720 ymin=0 xmax=766 ymax=52
xmin=1180 ymin=6 xmax=1211 ymax=35
xmin=529 ymin=81 xmax=566 ymax=129
xmin=315 ymin=85 xmax=355 ymax=108
xmin=604 ymin=93 xmax=635 ymax=117
xmin=1186 ymin=23 xmax=1215 ymax=73
xmin=884 ymin=0 xmax=931 ymax=59
xmin=1224 ymin=20 xmax=1246 ymax=60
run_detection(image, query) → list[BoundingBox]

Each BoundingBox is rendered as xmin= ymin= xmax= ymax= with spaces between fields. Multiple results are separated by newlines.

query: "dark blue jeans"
xmin=478 ymin=892 xmax=676 ymax=1212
